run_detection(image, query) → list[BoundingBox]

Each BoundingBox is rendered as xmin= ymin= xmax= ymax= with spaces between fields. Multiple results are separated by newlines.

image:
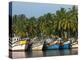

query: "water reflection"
xmin=25 ymin=51 xmax=32 ymax=57
xmin=11 ymin=48 xmax=78 ymax=59
xmin=43 ymin=49 xmax=72 ymax=56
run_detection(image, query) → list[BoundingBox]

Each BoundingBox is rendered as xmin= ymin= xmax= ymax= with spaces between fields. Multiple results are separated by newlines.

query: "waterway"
xmin=9 ymin=48 xmax=78 ymax=59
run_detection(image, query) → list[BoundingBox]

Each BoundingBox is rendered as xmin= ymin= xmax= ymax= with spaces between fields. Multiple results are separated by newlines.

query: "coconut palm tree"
xmin=53 ymin=6 xmax=78 ymax=39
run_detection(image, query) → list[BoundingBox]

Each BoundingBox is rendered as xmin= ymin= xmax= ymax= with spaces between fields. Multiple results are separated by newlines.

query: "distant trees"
xmin=11 ymin=6 xmax=78 ymax=40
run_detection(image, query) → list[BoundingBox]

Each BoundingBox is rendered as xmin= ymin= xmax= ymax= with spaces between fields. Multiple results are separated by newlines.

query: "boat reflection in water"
xmin=11 ymin=48 xmax=78 ymax=59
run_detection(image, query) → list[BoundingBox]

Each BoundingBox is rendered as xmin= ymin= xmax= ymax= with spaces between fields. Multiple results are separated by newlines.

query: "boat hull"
xmin=42 ymin=44 xmax=71 ymax=50
xmin=59 ymin=44 xmax=70 ymax=49
xmin=47 ymin=44 xmax=60 ymax=50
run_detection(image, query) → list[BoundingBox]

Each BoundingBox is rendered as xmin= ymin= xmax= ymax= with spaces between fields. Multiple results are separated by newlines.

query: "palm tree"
xmin=54 ymin=6 xmax=78 ymax=39
xmin=53 ymin=8 xmax=67 ymax=38
xmin=67 ymin=5 xmax=78 ymax=38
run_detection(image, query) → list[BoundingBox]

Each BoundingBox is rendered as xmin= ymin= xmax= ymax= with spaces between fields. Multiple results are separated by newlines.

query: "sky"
xmin=12 ymin=1 xmax=73 ymax=18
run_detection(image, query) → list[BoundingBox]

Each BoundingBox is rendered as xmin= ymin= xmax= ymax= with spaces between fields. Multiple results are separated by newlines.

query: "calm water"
xmin=10 ymin=48 xmax=78 ymax=59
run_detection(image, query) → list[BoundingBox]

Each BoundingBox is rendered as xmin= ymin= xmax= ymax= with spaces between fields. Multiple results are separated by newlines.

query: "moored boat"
xmin=42 ymin=40 xmax=71 ymax=51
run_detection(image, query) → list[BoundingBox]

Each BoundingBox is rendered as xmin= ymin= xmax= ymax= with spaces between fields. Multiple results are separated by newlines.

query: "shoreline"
xmin=9 ymin=47 xmax=78 ymax=52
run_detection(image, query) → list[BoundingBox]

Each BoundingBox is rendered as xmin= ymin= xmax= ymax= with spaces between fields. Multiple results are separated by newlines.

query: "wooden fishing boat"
xmin=42 ymin=40 xmax=71 ymax=50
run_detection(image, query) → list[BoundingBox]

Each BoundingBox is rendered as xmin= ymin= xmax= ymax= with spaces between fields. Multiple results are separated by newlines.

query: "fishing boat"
xmin=9 ymin=37 xmax=32 ymax=51
xmin=42 ymin=39 xmax=71 ymax=51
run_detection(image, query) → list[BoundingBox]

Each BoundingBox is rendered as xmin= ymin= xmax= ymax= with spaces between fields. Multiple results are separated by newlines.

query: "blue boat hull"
xmin=47 ymin=44 xmax=60 ymax=49
xmin=43 ymin=44 xmax=71 ymax=50
xmin=59 ymin=44 xmax=70 ymax=49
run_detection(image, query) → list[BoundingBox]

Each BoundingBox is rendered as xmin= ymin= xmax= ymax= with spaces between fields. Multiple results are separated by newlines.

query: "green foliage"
xmin=12 ymin=6 xmax=78 ymax=39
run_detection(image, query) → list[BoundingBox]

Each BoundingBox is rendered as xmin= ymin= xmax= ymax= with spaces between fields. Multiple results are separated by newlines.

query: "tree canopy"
xmin=11 ymin=6 xmax=78 ymax=40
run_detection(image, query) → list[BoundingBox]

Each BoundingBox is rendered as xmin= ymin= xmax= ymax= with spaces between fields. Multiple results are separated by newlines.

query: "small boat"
xmin=42 ymin=40 xmax=71 ymax=51
xmin=9 ymin=37 xmax=32 ymax=51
